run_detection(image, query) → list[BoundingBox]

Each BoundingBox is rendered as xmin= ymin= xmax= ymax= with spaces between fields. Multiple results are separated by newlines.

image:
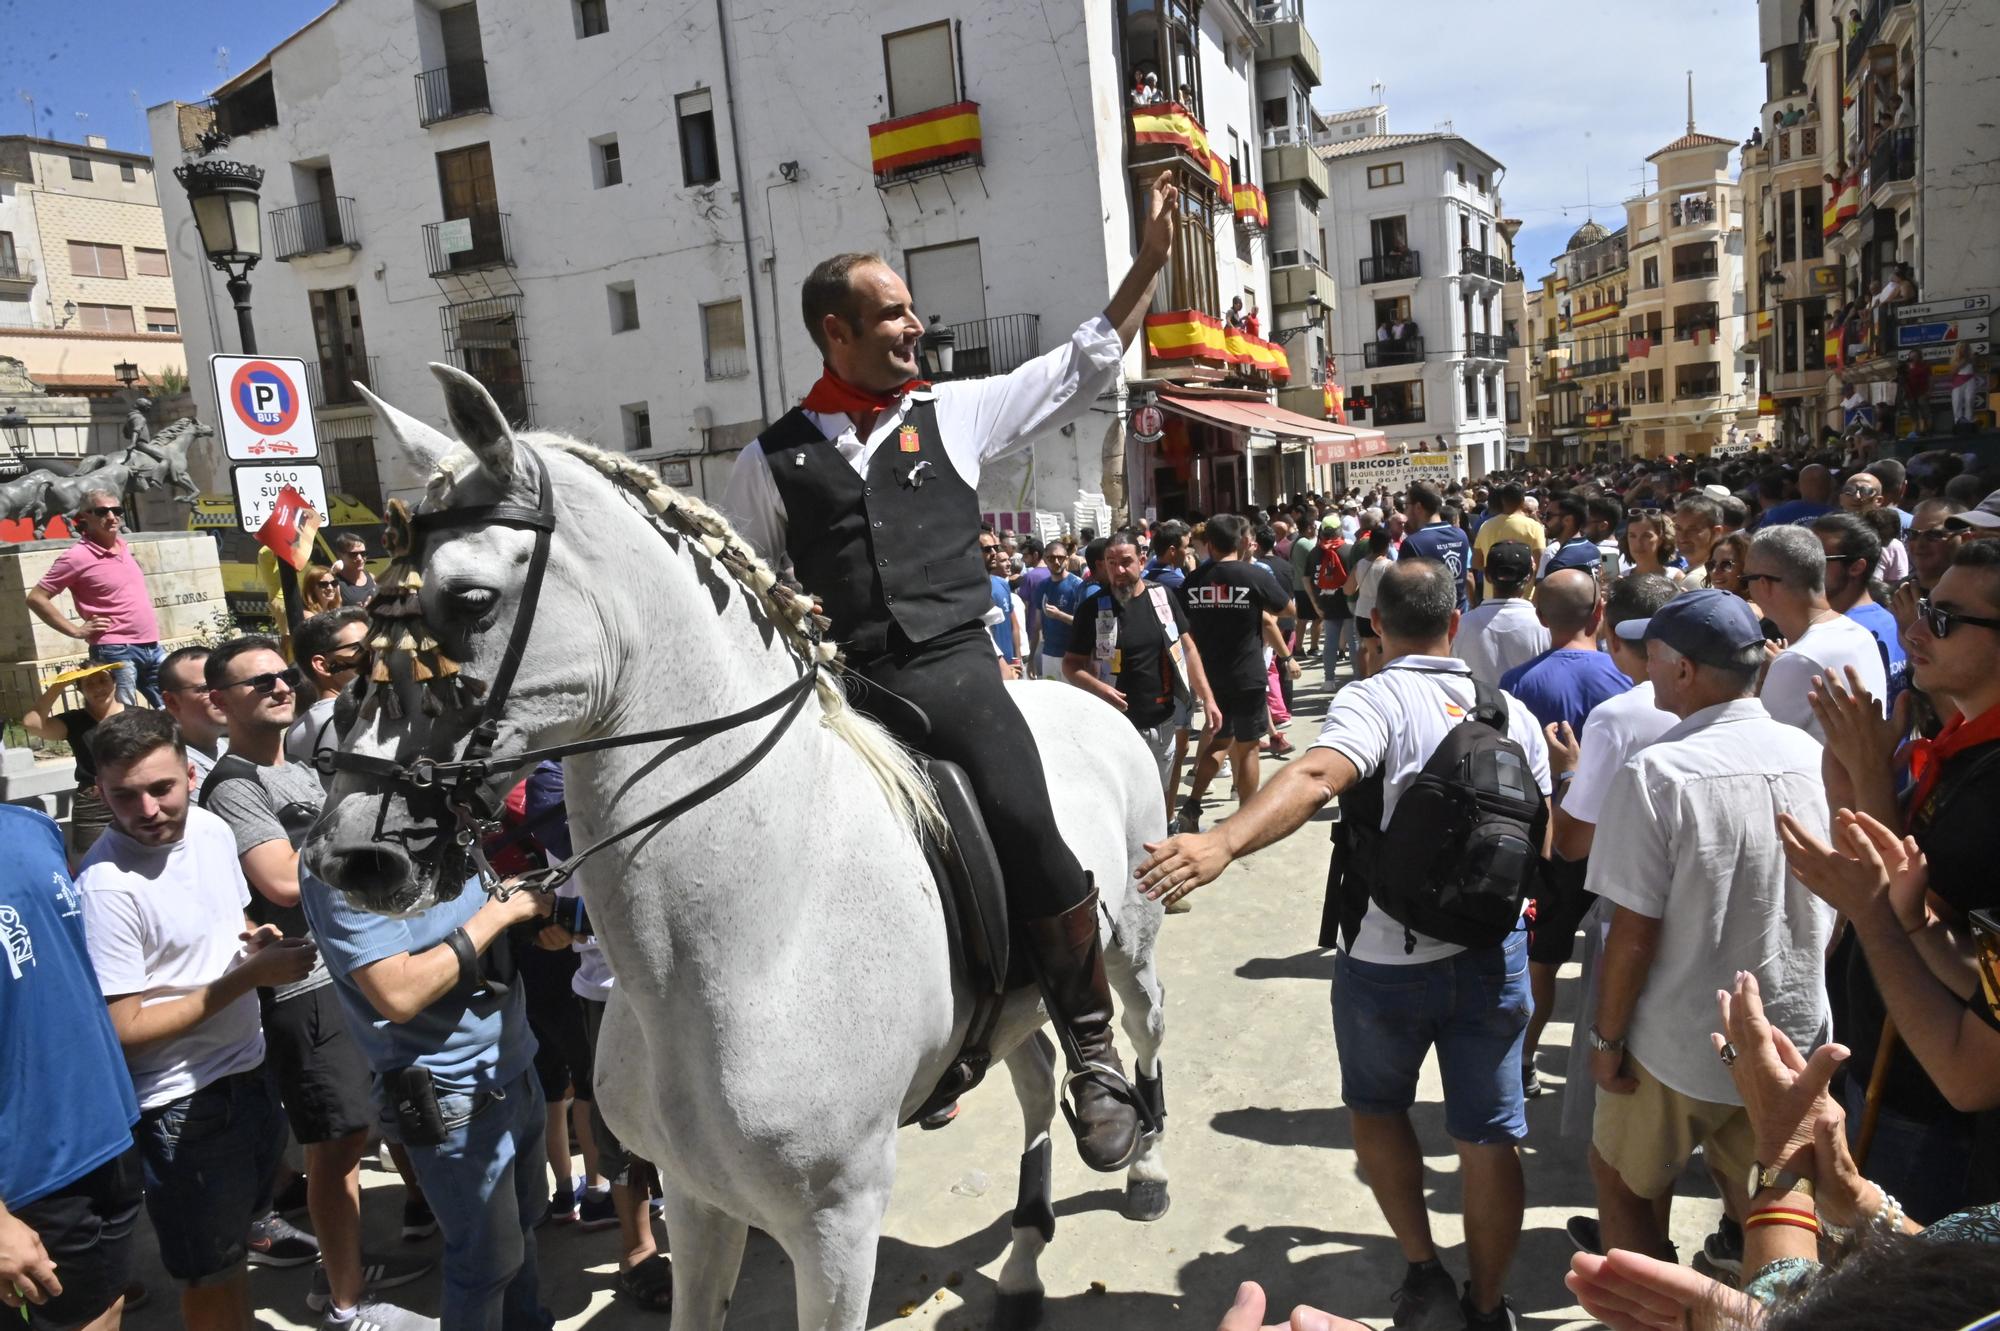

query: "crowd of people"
xmin=8 ymin=420 xmax=2000 ymax=1331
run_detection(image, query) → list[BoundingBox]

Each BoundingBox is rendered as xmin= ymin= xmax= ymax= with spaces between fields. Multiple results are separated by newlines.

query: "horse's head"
xmin=304 ymin=364 xmax=609 ymax=915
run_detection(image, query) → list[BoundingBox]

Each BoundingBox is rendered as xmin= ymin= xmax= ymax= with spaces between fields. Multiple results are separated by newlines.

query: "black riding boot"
xmin=1023 ymin=882 xmax=1144 ymax=1173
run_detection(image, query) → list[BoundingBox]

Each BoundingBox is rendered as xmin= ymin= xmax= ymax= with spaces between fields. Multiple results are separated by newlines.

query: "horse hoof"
xmin=991 ymin=1289 xmax=1045 ymax=1330
xmin=1122 ymin=1179 xmax=1171 ymax=1222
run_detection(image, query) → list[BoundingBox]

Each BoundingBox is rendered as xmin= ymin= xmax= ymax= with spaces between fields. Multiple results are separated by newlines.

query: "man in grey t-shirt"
xmin=204 ymin=636 xmax=433 ymax=1324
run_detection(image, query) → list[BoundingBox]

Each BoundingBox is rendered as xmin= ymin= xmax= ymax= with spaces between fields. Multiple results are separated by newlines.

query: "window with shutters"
xmin=677 ymin=90 xmax=720 ymax=185
xmin=702 ymin=299 xmax=747 ymax=379
xmin=75 ymin=303 xmax=135 ymax=333
xmin=144 ymin=307 xmax=179 ymax=333
xmin=68 ymin=241 xmax=126 ymax=280
xmin=884 ymin=21 xmax=959 ymax=118
xmin=134 ymin=248 xmax=170 ymax=277
xmin=1366 ymin=162 xmax=1404 ymax=189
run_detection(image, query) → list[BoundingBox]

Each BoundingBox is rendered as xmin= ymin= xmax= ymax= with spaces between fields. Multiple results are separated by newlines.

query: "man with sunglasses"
xmin=332 ymin=533 xmax=378 ymax=608
xmin=26 ymin=489 xmax=165 ymax=706
xmin=160 ymin=645 xmax=230 ymax=787
xmin=201 ymin=637 xmax=434 ymax=1328
xmin=1747 ymin=525 xmax=1887 ymax=742
xmin=287 ymin=609 xmax=371 ymax=777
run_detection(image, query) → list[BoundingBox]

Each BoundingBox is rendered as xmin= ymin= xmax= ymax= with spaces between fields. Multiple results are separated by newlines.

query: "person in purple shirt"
xmin=1398 ymin=482 xmax=1471 ymax=610
xmin=1498 ymin=569 xmax=1632 ymax=734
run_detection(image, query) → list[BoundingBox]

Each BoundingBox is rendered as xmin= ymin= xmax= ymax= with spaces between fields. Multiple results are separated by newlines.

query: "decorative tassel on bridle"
xmin=360 ymin=499 xmax=485 ymax=719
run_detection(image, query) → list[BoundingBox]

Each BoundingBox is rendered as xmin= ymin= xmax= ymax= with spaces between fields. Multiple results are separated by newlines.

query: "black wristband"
xmin=444 ymin=927 xmax=481 ymax=995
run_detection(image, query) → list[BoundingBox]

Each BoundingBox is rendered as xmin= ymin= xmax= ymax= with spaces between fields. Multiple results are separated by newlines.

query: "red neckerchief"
xmin=1904 ymin=702 xmax=2000 ymax=824
xmin=800 ymin=366 xmax=928 ymax=437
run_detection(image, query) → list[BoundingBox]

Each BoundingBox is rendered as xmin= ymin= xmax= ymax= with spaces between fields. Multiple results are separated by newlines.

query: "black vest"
xmin=760 ymin=398 xmax=990 ymax=656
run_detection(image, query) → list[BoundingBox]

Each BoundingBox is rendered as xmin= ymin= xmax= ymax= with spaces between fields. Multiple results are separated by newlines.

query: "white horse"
xmin=304 ymin=365 xmax=1172 ymax=1331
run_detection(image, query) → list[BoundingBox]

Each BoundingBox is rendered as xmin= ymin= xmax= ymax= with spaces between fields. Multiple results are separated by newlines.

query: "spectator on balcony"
xmin=1243 ymin=305 xmax=1260 ymax=339
xmin=1896 ymin=352 xmax=1935 ymax=438
xmin=1130 ymin=70 xmax=1162 ymax=106
xmin=1948 ymin=344 xmax=1988 ymax=434
xmin=1226 ymin=297 xmax=1246 ymax=331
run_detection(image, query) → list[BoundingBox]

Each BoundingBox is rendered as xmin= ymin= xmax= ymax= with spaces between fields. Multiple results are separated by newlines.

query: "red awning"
xmin=1157 ymin=391 xmax=1390 ymax=460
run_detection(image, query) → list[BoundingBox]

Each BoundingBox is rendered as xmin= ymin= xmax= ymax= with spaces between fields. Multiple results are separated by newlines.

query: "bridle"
xmin=317 ymin=443 xmax=821 ymax=898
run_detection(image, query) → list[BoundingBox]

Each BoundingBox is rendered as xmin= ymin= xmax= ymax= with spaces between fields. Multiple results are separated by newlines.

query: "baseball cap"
xmin=1320 ymin=517 xmax=1340 ymax=533
xmin=1945 ymin=489 xmax=2000 ymax=532
xmin=1485 ymin=540 xmax=1536 ymax=583
xmin=1542 ymin=539 xmax=1603 ymax=575
xmin=1702 ymin=484 xmax=1733 ymax=501
xmin=1613 ymin=588 xmax=1765 ymax=667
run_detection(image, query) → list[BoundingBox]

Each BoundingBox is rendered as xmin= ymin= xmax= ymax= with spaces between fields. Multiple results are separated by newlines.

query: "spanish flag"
xmin=1836 ymin=171 xmax=1862 ymax=228
xmin=1759 ymin=394 xmax=1779 ymax=416
xmin=1572 ymin=303 xmax=1621 ymax=329
xmin=1822 ymin=192 xmax=1842 ymax=240
xmin=1145 ymin=310 xmax=1228 ymax=363
xmin=1233 ymin=183 xmax=1268 ymax=228
xmin=869 ymin=101 xmax=983 ymax=178
xmin=1826 ymin=330 xmax=1844 ymax=367
xmin=1755 ymin=310 xmax=1774 ymax=337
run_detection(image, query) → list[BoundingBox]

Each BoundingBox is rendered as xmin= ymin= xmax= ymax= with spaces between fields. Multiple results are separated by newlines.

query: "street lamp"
xmin=173 ymin=158 xmax=266 ymax=354
xmin=920 ymin=315 xmax=956 ymax=380
xmin=0 ymin=409 xmax=27 ymax=478
xmin=113 ymin=360 xmax=140 ymax=390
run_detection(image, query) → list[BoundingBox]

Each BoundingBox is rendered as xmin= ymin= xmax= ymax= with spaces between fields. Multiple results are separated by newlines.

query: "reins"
xmin=318 ymin=441 xmax=825 ymax=898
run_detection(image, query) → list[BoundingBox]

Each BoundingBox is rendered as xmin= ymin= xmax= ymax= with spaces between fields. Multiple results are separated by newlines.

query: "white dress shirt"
xmin=1453 ymin=597 xmax=1550 ymax=686
xmin=720 ymin=316 xmax=1125 ymax=567
xmin=1584 ymin=697 xmax=1834 ymax=1104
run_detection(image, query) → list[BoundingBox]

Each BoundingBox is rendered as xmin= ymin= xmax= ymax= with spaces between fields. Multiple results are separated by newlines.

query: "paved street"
xmin=121 ymin=656 xmax=1721 ymax=1331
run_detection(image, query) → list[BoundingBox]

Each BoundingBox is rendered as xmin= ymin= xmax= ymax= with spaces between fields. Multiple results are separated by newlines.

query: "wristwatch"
xmin=1586 ymin=1025 xmax=1625 ymax=1054
xmin=1746 ymin=1161 xmax=1816 ymax=1199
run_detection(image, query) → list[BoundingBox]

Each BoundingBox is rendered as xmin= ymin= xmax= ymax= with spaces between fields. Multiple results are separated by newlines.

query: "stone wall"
xmin=0 ymin=529 xmax=229 ymax=722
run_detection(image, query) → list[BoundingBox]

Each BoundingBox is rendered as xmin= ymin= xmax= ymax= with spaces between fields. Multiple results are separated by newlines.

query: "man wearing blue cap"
xmin=1582 ymin=589 xmax=1837 ymax=1264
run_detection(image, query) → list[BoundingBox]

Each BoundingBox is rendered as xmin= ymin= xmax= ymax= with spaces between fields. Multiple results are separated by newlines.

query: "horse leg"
xmin=778 ymin=1168 xmax=894 ymax=1331
xmin=1106 ymin=943 xmax=1171 ymax=1222
xmin=655 ymin=1188 xmax=748 ymax=1331
xmin=994 ymin=1032 xmax=1058 ymax=1331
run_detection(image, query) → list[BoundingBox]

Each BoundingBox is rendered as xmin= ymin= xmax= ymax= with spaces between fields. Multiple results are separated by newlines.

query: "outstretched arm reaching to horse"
xmin=1104 ymin=172 xmax=1180 ymax=350
xmin=1136 ymin=744 xmax=1361 ymax=905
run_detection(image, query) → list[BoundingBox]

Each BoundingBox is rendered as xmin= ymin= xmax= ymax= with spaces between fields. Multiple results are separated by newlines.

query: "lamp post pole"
xmin=226 ymin=269 xmax=258 ymax=356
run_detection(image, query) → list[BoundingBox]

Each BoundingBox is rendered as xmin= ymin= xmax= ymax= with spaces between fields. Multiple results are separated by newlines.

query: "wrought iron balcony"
xmin=1360 ymin=251 xmax=1420 ymax=284
xmin=1675 ymin=375 xmax=1723 ymax=400
xmin=0 ymin=255 xmax=33 ymax=286
xmin=423 ymin=208 xmax=512 ymax=277
xmin=303 ymin=356 xmax=380 ymax=410
xmin=937 ymin=313 xmax=1040 ymax=379
xmin=1466 ymin=332 xmax=1507 ymax=360
xmin=1364 ymin=336 xmax=1424 ymax=368
xmin=1460 ymin=249 xmax=1506 ymax=281
xmin=416 ymin=61 xmax=490 ymax=126
xmin=270 ymin=197 xmax=360 ymax=261
xmin=1867 ymin=125 xmax=1916 ymax=192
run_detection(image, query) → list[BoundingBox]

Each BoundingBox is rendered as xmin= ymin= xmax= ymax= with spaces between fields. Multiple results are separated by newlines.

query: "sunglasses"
xmin=219 ymin=666 xmax=302 ymax=695
xmin=1911 ymin=529 xmax=1959 ymax=544
xmin=1709 ymin=559 xmax=1741 ymax=573
xmin=1916 ymin=597 xmax=2000 ymax=640
xmin=86 ymin=505 xmax=124 ymax=518
xmin=1743 ymin=571 xmax=1785 ymax=585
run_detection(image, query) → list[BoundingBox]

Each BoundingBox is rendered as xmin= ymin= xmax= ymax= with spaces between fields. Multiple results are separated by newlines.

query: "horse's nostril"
xmin=325 ymin=845 xmax=412 ymax=895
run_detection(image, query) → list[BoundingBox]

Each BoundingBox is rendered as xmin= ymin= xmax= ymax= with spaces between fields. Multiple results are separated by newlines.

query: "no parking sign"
xmin=210 ymin=354 xmax=320 ymax=462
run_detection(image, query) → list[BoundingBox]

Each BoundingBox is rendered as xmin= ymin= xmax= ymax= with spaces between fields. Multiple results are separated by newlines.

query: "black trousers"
xmin=847 ymin=622 xmax=1088 ymax=919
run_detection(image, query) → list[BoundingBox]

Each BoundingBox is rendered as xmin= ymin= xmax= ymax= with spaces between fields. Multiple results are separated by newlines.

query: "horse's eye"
xmin=448 ymin=586 xmax=499 ymax=615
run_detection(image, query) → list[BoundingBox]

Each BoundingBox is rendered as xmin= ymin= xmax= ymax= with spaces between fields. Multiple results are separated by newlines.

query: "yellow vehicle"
xmin=188 ymin=493 xmax=390 ymax=625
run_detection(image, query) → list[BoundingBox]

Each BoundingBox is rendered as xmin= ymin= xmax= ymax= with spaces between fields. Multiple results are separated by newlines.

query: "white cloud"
xmin=1304 ymin=0 xmax=1767 ymax=281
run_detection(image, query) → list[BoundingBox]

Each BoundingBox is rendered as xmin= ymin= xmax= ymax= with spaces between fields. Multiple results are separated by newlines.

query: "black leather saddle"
xmin=902 ymin=757 xmax=1027 ymax=1127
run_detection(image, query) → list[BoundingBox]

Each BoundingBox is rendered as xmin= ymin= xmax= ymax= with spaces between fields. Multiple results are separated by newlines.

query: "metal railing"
xmin=1253 ymin=0 xmax=1301 ymax=22
xmin=1360 ymin=251 xmax=1420 ymax=284
xmin=1269 ymin=248 xmax=1323 ymax=271
xmin=423 ymin=208 xmax=512 ymax=277
xmin=1363 ymin=337 xmax=1424 ymax=368
xmin=1675 ymin=376 xmax=1723 ymax=400
xmin=1670 ymin=196 xmax=1720 ymax=228
xmin=1673 ymin=316 xmax=1721 ymax=342
xmin=416 ymin=61 xmax=490 ymax=126
xmin=1460 ymin=249 xmax=1505 ymax=280
xmin=1672 ymin=261 xmax=1720 ymax=283
xmin=1467 ymin=332 xmax=1508 ymax=360
xmin=270 ymin=197 xmax=359 ymax=260
xmin=1868 ymin=126 xmax=1916 ymax=190
xmin=942 ymin=313 xmax=1041 ymax=378
xmin=303 ymin=356 xmax=380 ymax=410
xmin=0 ymin=256 xmax=31 ymax=282
xmin=1262 ymin=125 xmax=1312 ymax=150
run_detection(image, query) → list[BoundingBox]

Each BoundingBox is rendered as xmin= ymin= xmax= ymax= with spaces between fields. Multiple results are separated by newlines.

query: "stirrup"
xmin=1059 ymin=1060 xmax=1161 ymax=1138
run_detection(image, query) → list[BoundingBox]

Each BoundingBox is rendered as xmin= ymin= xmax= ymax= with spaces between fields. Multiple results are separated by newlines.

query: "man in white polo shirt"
xmin=1133 ymin=558 xmax=1551 ymax=1331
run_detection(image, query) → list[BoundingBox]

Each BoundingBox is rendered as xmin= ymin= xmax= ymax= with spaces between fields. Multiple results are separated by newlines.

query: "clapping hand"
xmin=1566 ymin=1249 xmax=1754 ymax=1330
xmin=1777 ymin=808 xmax=1930 ymax=931
xmin=1807 ymin=666 xmax=1904 ymax=788
xmin=1140 ymin=172 xmax=1180 ymax=264
xmin=1215 ymin=1281 xmax=1366 ymax=1331
xmin=1712 ymin=971 xmax=1848 ymax=1177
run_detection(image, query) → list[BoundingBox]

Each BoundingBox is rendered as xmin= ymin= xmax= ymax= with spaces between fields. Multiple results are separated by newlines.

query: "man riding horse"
xmin=120 ymin=398 xmax=202 ymax=504
xmin=720 ymin=173 xmax=1179 ymax=1174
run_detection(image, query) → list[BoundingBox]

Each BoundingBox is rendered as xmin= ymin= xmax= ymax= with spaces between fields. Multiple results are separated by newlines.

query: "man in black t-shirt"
xmin=1176 ymin=515 xmax=1294 ymax=829
xmin=1064 ymin=531 xmax=1217 ymax=822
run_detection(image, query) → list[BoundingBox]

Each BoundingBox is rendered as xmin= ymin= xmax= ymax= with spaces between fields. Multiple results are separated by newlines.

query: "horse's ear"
xmin=430 ymin=363 xmax=516 ymax=484
xmin=357 ymin=382 xmax=456 ymax=474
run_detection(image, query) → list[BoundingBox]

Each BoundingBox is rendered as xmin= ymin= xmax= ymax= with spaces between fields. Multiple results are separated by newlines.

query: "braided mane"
xmin=525 ymin=433 xmax=944 ymax=842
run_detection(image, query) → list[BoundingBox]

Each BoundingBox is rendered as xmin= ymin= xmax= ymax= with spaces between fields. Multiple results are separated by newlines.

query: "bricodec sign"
xmin=210 ymin=354 xmax=328 ymax=533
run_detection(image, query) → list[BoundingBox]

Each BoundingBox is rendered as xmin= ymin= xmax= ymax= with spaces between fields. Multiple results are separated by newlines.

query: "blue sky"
xmin=9 ymin=0 xmax=1762 ymax=285
xmin=3 ymin=0 xmax=328 ymax=152
xmin=1303 ymin=0 xmax=1766 ymax=282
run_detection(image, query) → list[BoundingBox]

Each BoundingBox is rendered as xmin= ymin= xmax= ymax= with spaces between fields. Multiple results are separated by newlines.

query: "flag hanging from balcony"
xmin=869 ymin=101 xmax=983 ymax=180
xmin=1826 ymin=329 xmax=1844 ymax=368
xmin=1755 ymin=310 xmax=1774 ymax=337
xmin=1325 ymin=365 xmax=1347 ymax=423
xmin=1834 ymin=171 xmax=1862 ymax=231
xmin=1233 ymin=182 xmax=1269 ymax=228
xmin=1131 ymin=103 xmax=1233 ymax=198
xmin=1145 ymin=311 xmax=1287 ymax=380
xmin=1571 ymin=303 xmax=1621 ymax=329
xmin=1822 ymin=192 xmax=1842 ymax=240
xmin=1626 ymin=336 xmax=1652 ymax=360
xmin=1759 ymin=393 xmax=1779 ymax=416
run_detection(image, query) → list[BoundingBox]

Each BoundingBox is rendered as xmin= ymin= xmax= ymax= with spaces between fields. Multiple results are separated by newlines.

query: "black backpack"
xmin=1322 ymin=669 xmax=1545 ymax=953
